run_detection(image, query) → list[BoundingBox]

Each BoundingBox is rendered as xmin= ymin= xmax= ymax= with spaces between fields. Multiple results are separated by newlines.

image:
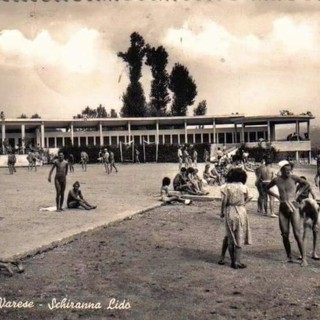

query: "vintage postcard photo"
xmin=0 ymin=0 xmax=320 ymax=319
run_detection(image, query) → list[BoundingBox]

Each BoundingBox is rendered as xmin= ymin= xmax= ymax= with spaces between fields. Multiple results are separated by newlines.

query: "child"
xmin=219 ymin=168 xmax=252 ymax=269
xmin=296 ymin=176 xmax=319 ymax=260
xmin=203 ymin=164 xmax=216 ymax=186
xmin=67 ymin=181 xmax=97 ymax=210
xmin=160 ymin=177 xmax=191 ymax=205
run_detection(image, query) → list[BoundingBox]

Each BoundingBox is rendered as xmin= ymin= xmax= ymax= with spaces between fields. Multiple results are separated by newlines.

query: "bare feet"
xmin=300 ymin=259 xmax=308 ymax=267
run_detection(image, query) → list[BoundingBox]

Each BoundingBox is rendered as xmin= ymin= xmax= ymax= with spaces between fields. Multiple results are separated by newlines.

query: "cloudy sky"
xmin=1 ymin=0 xmax=320 ymax=122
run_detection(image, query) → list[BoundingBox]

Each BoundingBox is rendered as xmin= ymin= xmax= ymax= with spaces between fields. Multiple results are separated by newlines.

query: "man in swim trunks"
xmin=48 ymin=152 xmax=68 ymax=212
xmin=103 ymin=148 xmax=110 ymax=174
xmin=80 ymin=151 xmax=89 ymax=172
xmin=7 ymin=150 xmax=16 ymax=175
xmin=109 ymin=150 xmax=118 ymax=173
xmin=265 ymin=160 xmax=310 ymax=266
xmin=256 ymin=158 xmax=276 ymax=217
xmin=67 ymin=181 xmax=97 ymax=210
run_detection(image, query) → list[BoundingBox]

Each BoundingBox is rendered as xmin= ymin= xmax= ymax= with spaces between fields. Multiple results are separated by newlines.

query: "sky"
xmin=0 ymin=0 xmax=320 ymax=122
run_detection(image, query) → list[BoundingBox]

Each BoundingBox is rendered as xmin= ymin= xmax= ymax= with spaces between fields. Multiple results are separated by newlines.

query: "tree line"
xmin=118 ymin=32 xmax=207 ymax=117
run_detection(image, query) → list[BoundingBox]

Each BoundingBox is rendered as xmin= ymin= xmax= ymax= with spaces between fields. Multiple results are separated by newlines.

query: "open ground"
xmin=0 ymin=162 xmax=320 ymax=320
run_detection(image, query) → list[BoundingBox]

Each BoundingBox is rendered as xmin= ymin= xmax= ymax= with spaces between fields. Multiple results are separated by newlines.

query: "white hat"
xmin=278 ymin=160 xmax=290 ymax=170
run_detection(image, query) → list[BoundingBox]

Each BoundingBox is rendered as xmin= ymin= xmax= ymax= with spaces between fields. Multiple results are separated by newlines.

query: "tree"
xmin=96 ymin=104 xmax=108 ymax=118
xmin=31 ymin=113 xmax=41 ymax=119
xmin=73 ymin=105 xmax=108 ymax=119
xmin=121 ymin=82 xmax=146 ymax=117
xmin=18 ymin=114 xmax=28 ymax=119
xmin=145 ymin=45 xmax=170 ymax=116
xmin=110 ymin=109 xmax=118 ymax=118
xmin=193 ymin=100 xmax=207 ymax=116
xmin=118 ymin=32 xmax=147 ymax=117
xmin=169 ymin=63 xmax=197 ymax=116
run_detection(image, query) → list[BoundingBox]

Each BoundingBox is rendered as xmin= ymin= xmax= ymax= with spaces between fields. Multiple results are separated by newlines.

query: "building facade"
xmin=0 ymin=114 xmax=314 ymax=162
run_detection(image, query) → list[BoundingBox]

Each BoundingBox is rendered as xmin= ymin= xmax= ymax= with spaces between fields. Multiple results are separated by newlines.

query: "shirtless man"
xmin=314 ymin=152 xmax=320 ymax=190
xmin=7 ymin=151 xmax=16 ymax=175
xmin=103 ymin=148 xmax=110 ymax=174
xmin=109 ymin=151 xmax=118 ymax=173
xmin=266 ymin=160 xmax=310 ymax=266
xmin=80 ymin=151 xmax=89 ymax=172
xmin=256 ymin=158 xmax=276 ymax=217
xmin=48 ymin=152 xmax=68 ymax=212
xmin=177 ymin=146 xmax=183 ymax=170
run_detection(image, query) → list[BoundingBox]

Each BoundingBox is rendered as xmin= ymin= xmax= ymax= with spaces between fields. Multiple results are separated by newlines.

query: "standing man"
xmin=80 ymin=151 xmax=89 ymax=172
xmin=192 ymin=148 xmax=198 ymax=168
xmin=109 ymin=150 xmax=118 ymax=173
xmin=135 ymin=148 xmax=140 ymax=163
xmin=203 ymin=148 xmax=210 ymax=164
xmin=266 ymin=160 xmax=310 ymax=267
xmin=256 ymin=158 xmax=277 ymax=218
xmin=48 ymin=152 xmax=68 ymax=212
xmin=7 ymin=150 xmax=16 ymax=175
xmin=178 ymin=146 xmax=183 ymax=170
xmin=103 ymin=148 xmax=110 ymax=174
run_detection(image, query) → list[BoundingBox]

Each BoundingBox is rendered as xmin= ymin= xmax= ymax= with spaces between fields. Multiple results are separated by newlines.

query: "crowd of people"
xmin=2 ymin=144 xmax=320 ymax=275
xmin=161 ymin=145 xmax=320 ymax=269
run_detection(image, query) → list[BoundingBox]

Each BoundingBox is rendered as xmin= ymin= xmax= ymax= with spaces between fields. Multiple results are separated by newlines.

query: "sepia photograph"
xmin=0 ymin=0 xmax=320 ymax=319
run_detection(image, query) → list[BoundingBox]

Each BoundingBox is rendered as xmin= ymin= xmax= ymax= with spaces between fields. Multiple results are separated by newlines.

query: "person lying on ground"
xmin=160 ymin=177 xmax=192 ymax=205
xmin=67 ymin=181 xmax=97 ymax=210
xmin=0 ymin=260 xmax=24 ymax=276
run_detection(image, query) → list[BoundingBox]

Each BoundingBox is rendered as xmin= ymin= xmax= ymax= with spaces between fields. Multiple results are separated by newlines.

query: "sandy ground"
xmin=0 ymin=163 xmax=320 ymax=319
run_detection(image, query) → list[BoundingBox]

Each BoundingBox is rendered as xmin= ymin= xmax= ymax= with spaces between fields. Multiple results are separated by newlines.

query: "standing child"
xmin=219 ymin=168 xmax=252 ymax=269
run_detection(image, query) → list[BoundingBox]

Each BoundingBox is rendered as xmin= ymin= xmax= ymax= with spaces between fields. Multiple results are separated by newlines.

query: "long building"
xmin=0 ymin=113 xmax=315 ymax=161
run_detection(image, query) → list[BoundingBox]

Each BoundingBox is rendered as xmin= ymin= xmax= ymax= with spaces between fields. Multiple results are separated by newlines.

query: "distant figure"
xmin=135 ymin=148 xmax=140 ymax=163
xmin=216 ymin=147 xmax=223 ymax=164
xmin=98 ymin=149 xmax=103 ymax=164
xmin=192 ymin=149 xmax=198 ymax=167
xmin=48 ymin=152 xmax=68 ymax=212
xmin=109 ymin=151 xmax=118 ymax=173
xmin=68 ymin=154 xmax=75 ymax=173
xmin=103 ymin=148 xmax=110 ymax=174
xmin=80 ymin=151 xmax=89 ymax=172
xmin=182 ymin=148 xmax=189 ymax=168
xmin=67 ymin=181 xmax=97 ymax=210
xmin=27 ymin=151 xmax=37 ymax=172
xmin=178 ymin=146 xmax=183 ymax=170
xmin=203 ymin=164 xmax=217 ymax=186
xmin=7 ymin=151 xmax=16 ymax=175
xmin=203 ymin=149 xmax=210 ymax=164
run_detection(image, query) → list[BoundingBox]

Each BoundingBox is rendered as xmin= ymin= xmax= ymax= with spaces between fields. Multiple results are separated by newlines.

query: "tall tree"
xmin=169 ymin=63 xmax=197 ymax=116
xmin=96 ymin=104 xmax=108 ymax=118
xmin=145 ymin=45 xmax=170 ymax=116
xmin=118 ymin=32 xmax=147 ymax=117
xmin=193 ymin=100 xmax=207 ymax=116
